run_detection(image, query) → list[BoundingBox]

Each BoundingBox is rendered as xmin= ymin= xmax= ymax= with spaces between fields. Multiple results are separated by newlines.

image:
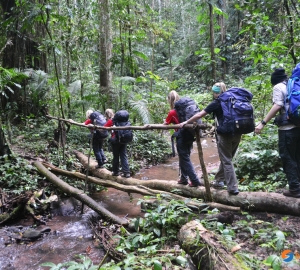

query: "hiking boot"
xmin=96 ymin=164 xmax=104 ymax=169
xmin=228 ymin=189 xmax=239 ymax=195
xmin=211 ymin=181 xmax=225 ymax=189
xmin=189 ymin=181 xmax=202 ymax=187
xmin=112 ymin=172 xmax=119 ymax=176
xmin=177 ymin=178 xmax=188 ymax=185
xmin=177 ymin=179 xmax=189 ymax=185
xmin=283 ymin=190 xmax=300 ymax=198
xmin=121 ymin=173 xmax=130 ymax=178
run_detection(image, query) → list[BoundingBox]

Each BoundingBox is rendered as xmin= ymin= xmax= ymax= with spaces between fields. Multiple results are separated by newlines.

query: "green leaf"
xmin=214 ymin=48 xmax=220 ymax=54
xmin=133 ymin=50 xmax=149 ymax=60
xmin=262 ymin=254 xmax=281 ymax=267
xmin=132 ymin=235 xmax=141 ymax=245
xmin=153 ymin=227 xmax=161 ymax=237
xmin=248 ymin=227 xmax=255 ymax=235
xmin=275 ymin=230 xmax=285 ymax=240
xmin=175 ymin=256 xmax=187 ymax=266
xmin=153 ymin=260 xmax=162 ymax=270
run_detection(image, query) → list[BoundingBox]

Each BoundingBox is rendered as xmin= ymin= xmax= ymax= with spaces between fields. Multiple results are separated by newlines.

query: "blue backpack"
xmin=217 ymin=87 xmax=255 ymax=135
xmin=113 ymin=110 xmax=133 ymax=144
xmin=286 ymin=63 xmax=300 ymax=126
xmin=89 ymin=111 xmax=109 ymax=139
xmin=174 ymin=97 xmax=202 ymax=139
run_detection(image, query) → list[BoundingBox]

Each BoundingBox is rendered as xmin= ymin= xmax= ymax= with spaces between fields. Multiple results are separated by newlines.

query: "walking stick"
xmin=194 ymin=124 xmax=213 ymax=202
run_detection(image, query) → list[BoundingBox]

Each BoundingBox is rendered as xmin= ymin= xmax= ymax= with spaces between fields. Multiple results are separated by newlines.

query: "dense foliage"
xmin=0 ymin=118 xmax=172 ymax=195
xmin=1 ymin=1 xmax=300 ymax=268
xmin=234 ymin=125 xmax=286 ymax=192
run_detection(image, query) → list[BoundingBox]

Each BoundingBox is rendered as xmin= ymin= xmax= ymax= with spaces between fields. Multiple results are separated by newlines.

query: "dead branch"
xmin=33 ymin=161 xmax=128 ymax=225
xmin=178 ymin=220 xmax=250 ymax=269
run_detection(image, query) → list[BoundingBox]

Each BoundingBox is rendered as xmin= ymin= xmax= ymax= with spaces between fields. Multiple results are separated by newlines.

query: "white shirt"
xmin=273 ymin=82 xmax=296 ymax=130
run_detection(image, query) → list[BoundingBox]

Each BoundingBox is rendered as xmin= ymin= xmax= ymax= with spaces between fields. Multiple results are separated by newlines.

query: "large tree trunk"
xmin=178 ymin=220 xmax=249 ymax=270
xmin=99 ymin=0 xmax=113 ymax=110
xmin=0 ymin=117 xmax=12 ymax=157
xmin=74 ymin=150 xmax=300 ymax=217
xmin=41 ymin=161 xmax=240 ymax=213
xmin=33 ymin=161 xmax=128 ymax=225
xmin=208 ymin=3 xmax=216 ymax=82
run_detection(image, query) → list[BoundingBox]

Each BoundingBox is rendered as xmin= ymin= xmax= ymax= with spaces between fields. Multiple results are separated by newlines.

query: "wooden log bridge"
xmin=73 ymin=150 xmax=300 ymax=217
xmin=46 ymin=114 xmax=213 ymax=201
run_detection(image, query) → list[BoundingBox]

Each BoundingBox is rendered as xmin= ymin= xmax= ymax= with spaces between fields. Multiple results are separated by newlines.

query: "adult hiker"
xmin=255 ymin=67 xmax=300 ymax=198
xmin=179 ymin=82 xmax=241 ymax=195
xmin=163 ymin=90 xmax=202 ymax=187
xmin=105 ymin=109 xmax=131 ymax=178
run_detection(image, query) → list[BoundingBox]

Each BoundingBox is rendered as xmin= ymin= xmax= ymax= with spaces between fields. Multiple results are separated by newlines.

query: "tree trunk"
xmin=99 ymin=0 xmax=113 ymax=110
xmin=178 ymin=220 xmax=249 ymax=270
xmin=208 ymin=3 xmax=216 ymax=82
xmin=33 ymin=161 xmax=128 ymax=225
xmin=0 ymin=116 xmax=12 ymax=157
xmin=41 ymin=161 xmax=240 ymax=213
xmin=73 ymin=150 xmax=300 ymax=217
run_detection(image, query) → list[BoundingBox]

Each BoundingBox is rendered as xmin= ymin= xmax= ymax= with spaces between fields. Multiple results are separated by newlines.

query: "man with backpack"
xmin=180 ymin=82 xmax=244 ymax=195
xmin=255 ymin=67 xmax=300 ymax=198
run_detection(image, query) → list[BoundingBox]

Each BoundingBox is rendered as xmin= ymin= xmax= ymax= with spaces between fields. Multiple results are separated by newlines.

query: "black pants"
xmin=176 ymin=136 xmax=200 ymax=184
xmin=111 ymin=142 xmax=130 ymax=174
xmin=92 ymin=137 xmax=106 ymax=166
xmin=278 ymin=128 xmax=300 ymax=191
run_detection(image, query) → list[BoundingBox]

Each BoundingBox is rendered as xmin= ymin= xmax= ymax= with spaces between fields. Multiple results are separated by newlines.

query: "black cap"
xmin=271 ymin=68 xmax=288 ymax=86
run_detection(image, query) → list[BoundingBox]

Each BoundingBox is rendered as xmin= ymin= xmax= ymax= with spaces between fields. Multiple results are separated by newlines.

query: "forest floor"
xmin=3 ymin=143 xmax=300 ymax=270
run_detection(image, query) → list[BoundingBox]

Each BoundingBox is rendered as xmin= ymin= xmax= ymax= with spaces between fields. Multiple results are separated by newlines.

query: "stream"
xmin=0 ymin=138 xmax=219 ymax=270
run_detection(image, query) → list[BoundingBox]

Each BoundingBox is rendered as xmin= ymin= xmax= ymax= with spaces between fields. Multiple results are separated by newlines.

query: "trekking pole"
xmin=194 ymin=124 xmax=212 ymax=202
xmin=171 ymin=134 xmax=181 ymax=177
xmin=81 ymin=131 xmax=93 ymax=214
xmin=171 ymin=134 xmax=176 ymax=157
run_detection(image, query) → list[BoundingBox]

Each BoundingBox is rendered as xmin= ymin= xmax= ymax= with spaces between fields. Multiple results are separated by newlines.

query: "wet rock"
xmin=50 ymin=198 xmax=81 ymax=216
xmin=39 ymin=226 xmax=51 ymax=234
xmin=205 ymin=211 xmax=235 ymax=225
xmin=6 ymin=226 xmax=21 ymax=233
xmin=22 ymin=228 xmax=41 ymax=240
xmin=3 ymin=235 xmax=13 ymax=245
xmin=11 ymin=233 xmax=22 ymax=241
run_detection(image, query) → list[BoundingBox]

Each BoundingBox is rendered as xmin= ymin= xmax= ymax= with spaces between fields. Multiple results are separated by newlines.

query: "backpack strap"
xmin=282 ymin=79 xmax=291 ymax=117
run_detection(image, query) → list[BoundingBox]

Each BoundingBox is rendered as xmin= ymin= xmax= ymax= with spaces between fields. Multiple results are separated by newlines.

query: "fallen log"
xmin=41 ymin=162 xmax=240 ymax=212
xmin=74 ymin=150 xmax=300 ymax=217
xmin=33 ymin=161 xmax=128 ymax=225
xmin=178 ymin=220 xmax=250 ymax=270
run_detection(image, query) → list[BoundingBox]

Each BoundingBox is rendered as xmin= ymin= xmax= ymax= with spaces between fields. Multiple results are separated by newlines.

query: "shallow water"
xmin=0 ymin=138 xmax=219 ymax=269
xmin=0 ymin=209 xmax=104 ymax=270
xmin=135 ymin=138 xmax=219 ymax=181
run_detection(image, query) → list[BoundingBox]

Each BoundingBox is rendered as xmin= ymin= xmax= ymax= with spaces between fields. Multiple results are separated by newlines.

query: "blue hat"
xmin=212 ymin=85 xmax=221 ymax=93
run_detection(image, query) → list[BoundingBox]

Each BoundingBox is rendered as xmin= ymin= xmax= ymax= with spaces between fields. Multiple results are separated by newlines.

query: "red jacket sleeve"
xmin=104 ymin=119 xmax=113 ymax=127
xmin=84 ymin=119 xmax=92 ymax=125
xmin=104 ymin=119 xmax=115 ymax=138
xmin=165 ymin=109 xmax=179 ymax=125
